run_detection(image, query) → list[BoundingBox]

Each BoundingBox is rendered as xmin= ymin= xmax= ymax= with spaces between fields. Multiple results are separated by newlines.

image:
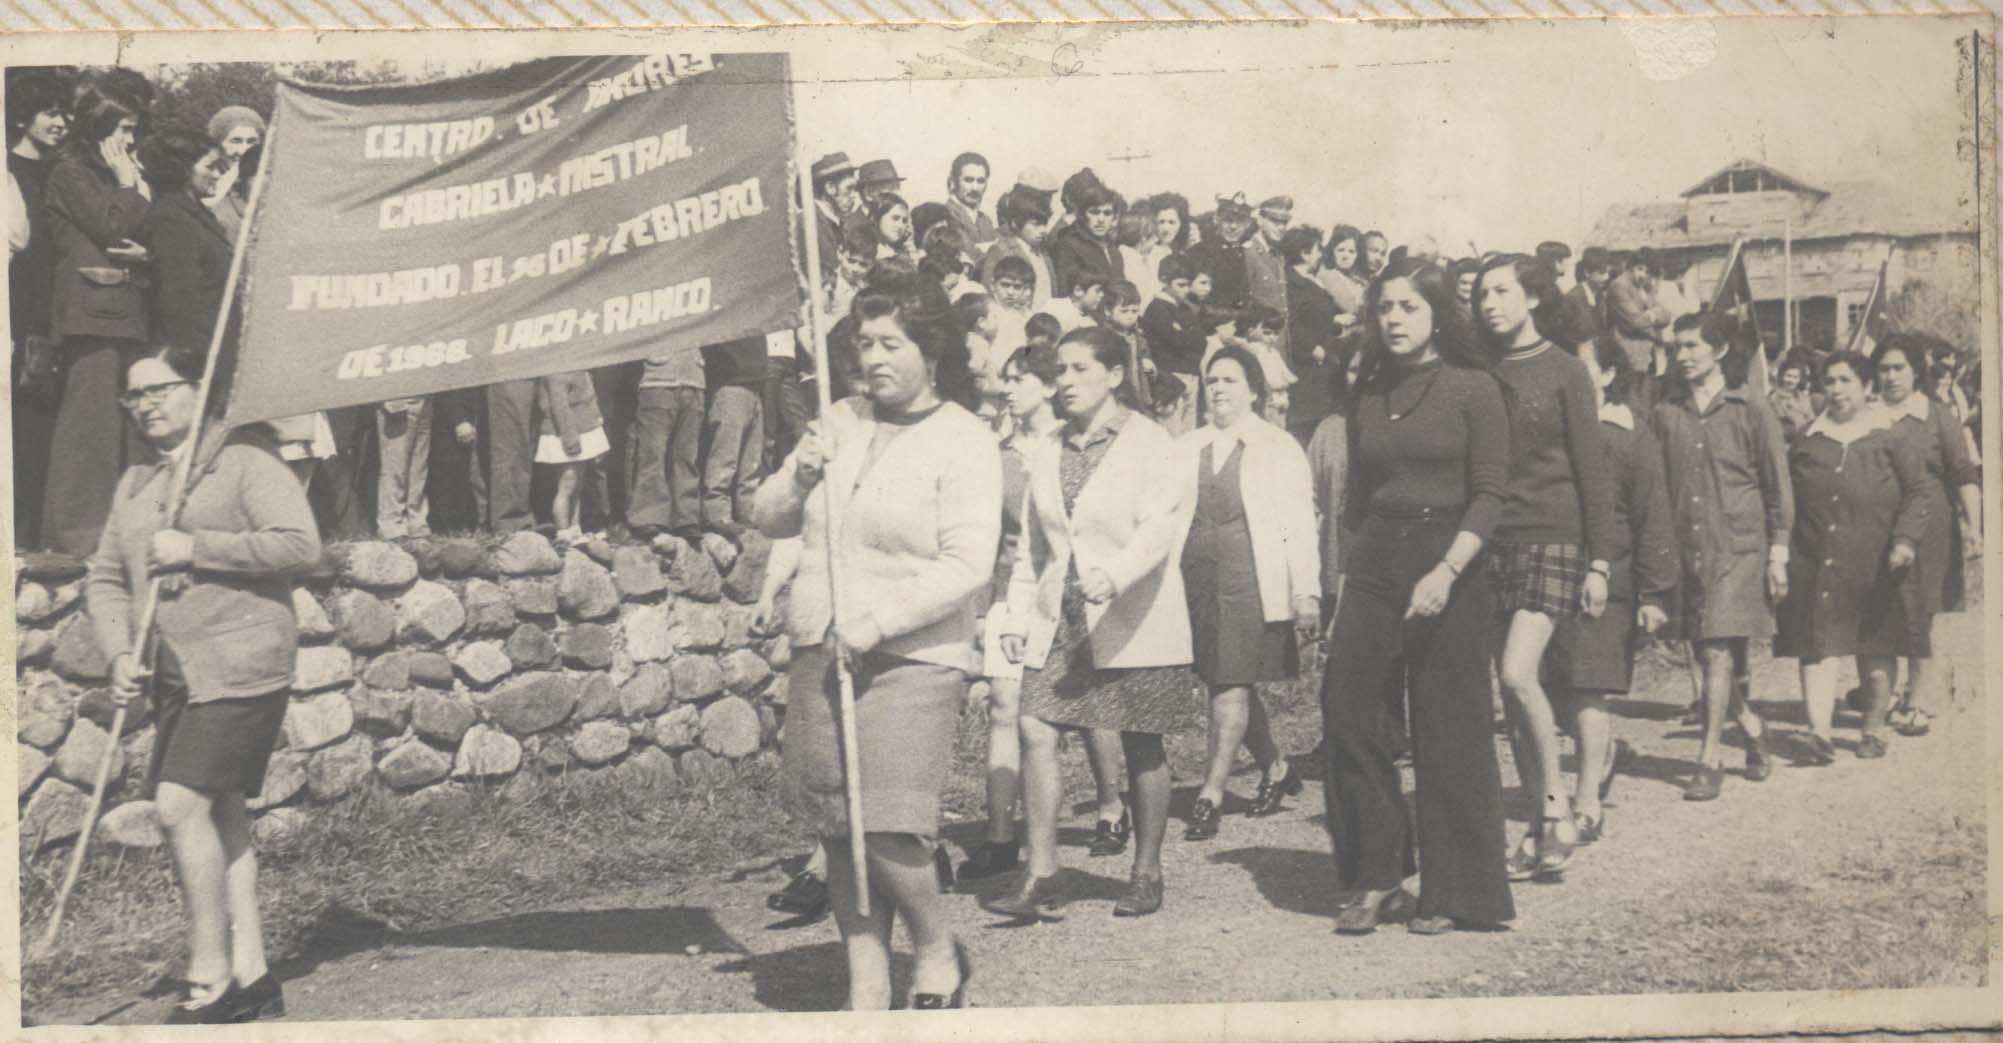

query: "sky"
xmin=781 ymin=18 xmax=1977 ymax=255
xmin=121 ymin=16 xmax=1979 ymax=258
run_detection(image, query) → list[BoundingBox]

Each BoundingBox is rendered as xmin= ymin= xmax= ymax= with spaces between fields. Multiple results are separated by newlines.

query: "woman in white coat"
xmin=986 ymin=326 xmax=1195 ymax=922
xmin=1177 ymin=347 xmax=1321 ymax=842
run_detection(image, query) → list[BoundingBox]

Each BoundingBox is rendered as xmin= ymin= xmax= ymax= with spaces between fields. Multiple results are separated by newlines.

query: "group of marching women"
xmin=752 ymin=238 xmax=1980 ymax=1009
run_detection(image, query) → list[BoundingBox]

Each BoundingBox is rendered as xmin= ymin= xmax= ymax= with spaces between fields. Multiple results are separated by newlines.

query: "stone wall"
xmin=15 ymin=529 xmax=786 ymax=851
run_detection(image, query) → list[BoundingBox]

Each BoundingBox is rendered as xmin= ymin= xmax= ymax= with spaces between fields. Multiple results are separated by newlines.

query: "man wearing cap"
xmin=1187 ymin=192 xmax=1255 ymax=313
xmin=857 ymin=158 xmax=904 ymax=207
xmin=811 ymin=152 xmax=859 ymax=278
xmin=942 ymin=151 xmax=997 ymax=248
xmin=1243 ymin=195 xmax=1294 ymax=365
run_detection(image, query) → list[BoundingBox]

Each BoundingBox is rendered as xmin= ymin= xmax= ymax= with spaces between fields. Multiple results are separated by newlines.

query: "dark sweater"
xmin=1491 ymin=342 xmax=1617 ymax=560
xmin=1342 ymin=359 xmax=1509 ymax=542
xmin=1140 ymin=296 xmax=1204 ymax=376
xmin=9 ymin=150 xmax=53 ymax=341
xmin=1599 ymin=411 xmax=1677 ymax=608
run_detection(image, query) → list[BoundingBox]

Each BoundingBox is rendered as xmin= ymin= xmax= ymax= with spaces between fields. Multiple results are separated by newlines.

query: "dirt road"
xmin=47 ymin=611 xmax=1989 ymax=1023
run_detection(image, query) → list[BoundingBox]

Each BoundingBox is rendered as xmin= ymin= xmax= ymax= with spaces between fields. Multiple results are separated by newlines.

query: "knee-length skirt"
xmin=780 ymin=644 xmax=966 ymax=840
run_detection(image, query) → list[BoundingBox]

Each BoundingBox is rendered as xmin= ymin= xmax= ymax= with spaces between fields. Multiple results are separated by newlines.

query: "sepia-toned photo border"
xmin=1 ymin=16 xmax=1998 ymax=1041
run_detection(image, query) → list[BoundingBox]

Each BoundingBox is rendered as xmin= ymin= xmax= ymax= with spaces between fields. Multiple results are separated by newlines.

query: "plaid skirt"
xmin=1488 ymin=540 xmax=1584 ymax=619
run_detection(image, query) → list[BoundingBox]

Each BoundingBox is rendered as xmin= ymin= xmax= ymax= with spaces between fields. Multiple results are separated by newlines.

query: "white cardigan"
xmin=1004 ymin=410 xmax=1193 ymax=670
xmin=1177 ymin=416 xmax=1321 ymax=622
xmin=752 ymin=396 xmax=1002 ymax=673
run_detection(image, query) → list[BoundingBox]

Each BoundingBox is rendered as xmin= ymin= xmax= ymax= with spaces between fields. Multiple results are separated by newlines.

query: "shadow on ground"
xmin=712 ymin=942 xmax=909 ymax=1013
xmin=1208 ymin=846 xmax=1343 ymax=919
xmin=274 ymin=905 xmax=746 ymax=983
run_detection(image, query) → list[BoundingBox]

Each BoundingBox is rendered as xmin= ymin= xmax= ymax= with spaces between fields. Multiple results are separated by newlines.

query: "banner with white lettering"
xmin=225 ymin=53 xmax=800 ymax=424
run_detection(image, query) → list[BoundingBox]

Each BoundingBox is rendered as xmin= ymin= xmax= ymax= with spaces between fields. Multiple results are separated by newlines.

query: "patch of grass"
xmin=19 ymin=765 xmax=794 ymax=1017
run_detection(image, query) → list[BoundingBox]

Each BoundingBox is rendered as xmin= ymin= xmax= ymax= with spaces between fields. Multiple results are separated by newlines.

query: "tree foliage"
xmin=1885 ymin=275 xmax=1980 ymax=361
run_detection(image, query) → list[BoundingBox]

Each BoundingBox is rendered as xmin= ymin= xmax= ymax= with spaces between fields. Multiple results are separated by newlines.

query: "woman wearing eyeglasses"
xmin=85 ymin=344 xmax=321 ymax=1024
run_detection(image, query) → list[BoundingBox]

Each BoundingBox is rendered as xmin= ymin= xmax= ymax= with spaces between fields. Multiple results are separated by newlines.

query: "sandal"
xmin=1891 ymin=708 xmax=1932 ymax=737
xmin=1572 ymin=811 xmax=1604 ymax=845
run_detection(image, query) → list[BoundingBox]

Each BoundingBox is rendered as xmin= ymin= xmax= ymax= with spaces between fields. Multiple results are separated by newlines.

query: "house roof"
xmin=1680 ymin=158 xmax=1827 ymax=200
xmin=1588 ymin=176 xmax=1974 ymax=252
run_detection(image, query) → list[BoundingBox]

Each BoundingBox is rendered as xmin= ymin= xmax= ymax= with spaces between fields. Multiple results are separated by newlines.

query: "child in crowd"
xmin=536 ymin=369 xmax=609 ymax=542
xmin=1098 ymin=279 xmax=1154 ymax=410
xmin=1238 ymin=303 xmax=1296 ymax=427
xmin=1142 ymin=254 xmax=1206 ymax=435
xmin=1040 ymin=270 xmax=1107 ymax=333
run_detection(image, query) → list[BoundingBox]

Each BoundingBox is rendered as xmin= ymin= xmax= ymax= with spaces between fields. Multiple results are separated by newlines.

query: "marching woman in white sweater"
xmin=986 ymin=325 xmax=1195 ymax=922
xmin=753 ymin=271 xmax=1001 ymax=1011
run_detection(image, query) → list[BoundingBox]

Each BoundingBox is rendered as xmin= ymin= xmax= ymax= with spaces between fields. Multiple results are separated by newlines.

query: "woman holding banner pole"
xmin=752 ymin=270 xmax=1001 ymax=1010
xmin=86 ymin=345 xmax=321 ymax=1023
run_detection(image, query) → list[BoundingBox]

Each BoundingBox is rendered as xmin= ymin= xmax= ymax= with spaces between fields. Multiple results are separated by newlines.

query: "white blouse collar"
xmin=1886 ymin=393 xmax=1932 ymax=422
xmin=1598 ymin=402 xmax=1635 ymax=431
xmin=1805 ymin=403 xmax=1896 ymax=446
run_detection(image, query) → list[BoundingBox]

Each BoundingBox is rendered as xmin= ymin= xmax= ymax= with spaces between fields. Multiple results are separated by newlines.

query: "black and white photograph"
xmin=1 ymin=16 xmax=1996 ymax=1039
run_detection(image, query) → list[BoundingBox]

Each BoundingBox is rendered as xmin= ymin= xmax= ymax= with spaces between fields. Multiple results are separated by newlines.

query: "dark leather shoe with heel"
xmin=1112 ymin=872 xmax=1163 ymax=917
xmin=1249 ymin=765 xmax=1303 ymax=816
xmin=1088 ymin=808 xmax=1130 ymax=857
xmin=1183 ymin=798 xmax=1221 ymax=841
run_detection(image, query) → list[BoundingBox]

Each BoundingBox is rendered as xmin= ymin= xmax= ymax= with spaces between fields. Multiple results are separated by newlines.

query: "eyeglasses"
xmin=119 ymin=380 xmax=192 ymax=409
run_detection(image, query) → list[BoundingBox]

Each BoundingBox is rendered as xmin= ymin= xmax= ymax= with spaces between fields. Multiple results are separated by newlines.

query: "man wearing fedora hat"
xmin=811 ymin=152 xmax=860 ymax=278
xmin=857 ymin=158 xmax=905 ymax=207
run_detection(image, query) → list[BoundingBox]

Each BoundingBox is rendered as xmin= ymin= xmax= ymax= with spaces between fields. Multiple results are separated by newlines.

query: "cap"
xmin=1215 ymin=192 xmax=1252 ymax=221
xmin=1257 ymin=195 xmax=1293 ymax=222
xmin=1016 ymin=167 xmax=1061 ymax=194
xmin=812 ymin=152 xmax=855 ymax=183
xmin=207 ymin=105 xmax=266 ymax=143
xmin=858 ymin=158 xmax=904 ymax=187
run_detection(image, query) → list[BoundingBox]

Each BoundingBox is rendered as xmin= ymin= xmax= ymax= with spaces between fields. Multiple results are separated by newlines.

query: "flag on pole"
xmin=1844 ymin=256 xmax=1891 ymax=354
xmin=1708 ymin=237 xmax=1768 ymax=397
xmin=224 ymin=53 xmax=802 ymax=425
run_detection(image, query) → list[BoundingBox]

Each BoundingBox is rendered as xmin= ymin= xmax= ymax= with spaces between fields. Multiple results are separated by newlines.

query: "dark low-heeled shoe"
xmin=1798 ymin=732 xmax=1837 ymax=767
xmin=1088 ymin=807 xmax=1130 ymax=857
xmin=1333 ymin=888 xmax=1396 ymax=935
xmin=910 ymin=939 xmax=974 ymax=1010
xmin=1249 ymin=765 xmax=1303 ymax=816
xmin=1857 ymin=733 xmax=1889 ymax=759
xmin=1112 ymin=872 xmax=1163 ymax=917
xmin=1683 ymin=766 xmax=1724 ymax=801
xmin=980 ymin=871 xmax=1070 ymax=922
xmin=220 ymin=973 xmax=284 ymax=1023
xmin=768 ymin=870 xmax=831 ymax=918
xmin=956 ymin=841 xmax=1020 ymax=885
xmin=1183 ymin=798 xmax=1221 ymax=841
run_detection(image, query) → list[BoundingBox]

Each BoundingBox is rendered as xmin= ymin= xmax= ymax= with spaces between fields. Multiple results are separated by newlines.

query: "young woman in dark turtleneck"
xmin=1321 ymin=257 xmax=1514 ymax=937
xmin=1472 ymin=254 xmax=1617 ymax=884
